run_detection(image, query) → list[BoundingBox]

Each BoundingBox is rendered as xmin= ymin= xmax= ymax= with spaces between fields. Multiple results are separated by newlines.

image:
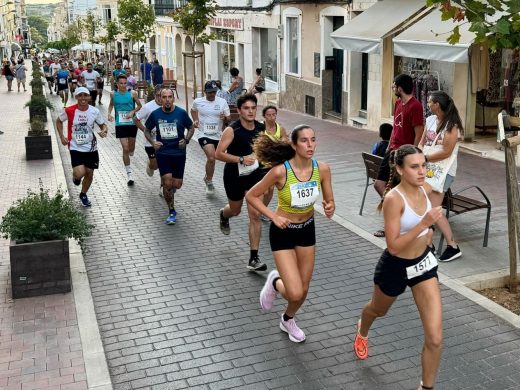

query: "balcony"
xmin=154 ymin=0 xmax=187 ymax=17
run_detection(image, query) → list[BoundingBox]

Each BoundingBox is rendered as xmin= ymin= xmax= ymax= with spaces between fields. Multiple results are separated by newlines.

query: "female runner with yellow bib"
xmin=246 ymin=125 xmax=334 ymax=342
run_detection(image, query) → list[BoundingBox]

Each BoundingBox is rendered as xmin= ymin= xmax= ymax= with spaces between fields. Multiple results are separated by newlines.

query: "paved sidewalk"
xmin=46 ymin=85 xmax=520 ymax=389
xmin=0 ymin=66 xmax=89 ymax=389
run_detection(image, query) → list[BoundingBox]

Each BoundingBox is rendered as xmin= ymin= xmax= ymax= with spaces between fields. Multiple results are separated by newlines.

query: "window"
xmin=284 ymin=9 xmax=301 ymax=76
xmin=102 ymin=6 xmax=112 ymax=23
xmin=260 ymin=28 xmax=277 ymax=82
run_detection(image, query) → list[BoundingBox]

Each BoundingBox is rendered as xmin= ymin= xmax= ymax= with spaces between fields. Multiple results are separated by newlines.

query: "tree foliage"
xmin=118 ymin=0 xmax=156 ymax=44
xmin=60 ymin=22 xmax=82 ymax=49
xmin=171 ymin=0 xmax=217 ymax=48
xmin=30 ymin=27 xmax=46 ymax=46
xmin=427 ymin=0 xmax=520 ymax=50
xmin=84 ymin=10 xmax=101 ymax=44
xmin=28 ymin=15 xmax=49 ymax=44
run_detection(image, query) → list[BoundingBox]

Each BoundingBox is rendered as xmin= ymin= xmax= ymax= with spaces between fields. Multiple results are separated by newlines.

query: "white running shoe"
xmin=260 ymin=270 xmax=279 ymax=311
xmin=127 ymin=172 xmax=135 ymax=186
xmin=146 ymin=166 xmax=154 ymax=177
xmin=280 ymin=314 xmax=306 ymax=343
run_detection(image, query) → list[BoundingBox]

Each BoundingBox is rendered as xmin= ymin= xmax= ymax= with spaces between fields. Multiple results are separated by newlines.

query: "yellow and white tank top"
xmin=278 ymin=159 xmax=321 ymax=214
xmin=264 ymin=123 xmax=281 ymax=141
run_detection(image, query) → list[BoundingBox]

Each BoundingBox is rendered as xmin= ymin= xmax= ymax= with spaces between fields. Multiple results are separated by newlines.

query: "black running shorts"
xmin=115 ymin=125 xmax=138 ymax=139
xmin=269 ymin=217 xmax=316 ymax=251
xmin=223 ymin=164 xmax=264 ymax=202
xmin=198 ymin=137 xmax=219 ymax=149
xmin=70 ymin=150 xmax=99 ymax=170
xmin=374 ymin=247 xmax=438 ymax=297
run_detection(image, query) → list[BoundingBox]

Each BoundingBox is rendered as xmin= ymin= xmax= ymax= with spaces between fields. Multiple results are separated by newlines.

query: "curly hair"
xmin=253 ymin=124 xmax=313 ymax=168
xmin=377 ymin=144 xmax=422 ymax=211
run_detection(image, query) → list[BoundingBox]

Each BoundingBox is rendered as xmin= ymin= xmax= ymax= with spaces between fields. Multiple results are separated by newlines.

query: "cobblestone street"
xmin=46 ymin=88 xmax=520 ymax=390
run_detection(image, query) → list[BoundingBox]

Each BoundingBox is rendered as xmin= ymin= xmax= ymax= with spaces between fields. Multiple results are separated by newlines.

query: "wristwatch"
xmin=239 ymin=156 xmax=244 ymax=164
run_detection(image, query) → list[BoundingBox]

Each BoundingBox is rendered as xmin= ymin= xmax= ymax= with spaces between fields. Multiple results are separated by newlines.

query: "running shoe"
xmin=79 ymin=193 xmax=91 ymax=207
xmin=127 ymin=172 xmax=135 ymax=186
xmin=146 ymin=166 xmax=154 ymax=177
xmin=206 ymin=181 xmax=215 ymax=195
xmin=159 ymin=185 xmax=164 ymax=197
xmin=165 ymin=211 xmax=177 ymax=225
xmin=354 ymin=319 xmax=368 ymax=360
xmin=219 ymin=209 xmax=230 ymax=235
xmin=72 ymin=177 xmax=81 ymax=186
xmin=260 ymin=270 xmax=279 ymax=311
xmin=438 ymin=245 xmax=462 ymax=262
xmin=279 ymin=314 xmax=306 ymax=343
xmin=248 ymin=256 xmax=267 ymax=271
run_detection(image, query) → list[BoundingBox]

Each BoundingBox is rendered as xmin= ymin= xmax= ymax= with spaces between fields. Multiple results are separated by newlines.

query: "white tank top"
xmin=393 ymin=187 xmax=431 ymax=238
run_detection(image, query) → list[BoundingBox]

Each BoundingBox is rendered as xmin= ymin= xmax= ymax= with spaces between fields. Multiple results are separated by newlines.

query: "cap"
xmin=74 ymin=87 xmax=90 ymax=97
xmin=204 ymin=80 xmax=218 ymax=92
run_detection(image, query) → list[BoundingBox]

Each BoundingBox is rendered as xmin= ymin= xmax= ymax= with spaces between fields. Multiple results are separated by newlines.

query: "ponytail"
xmin=253 ymin=135 xmax=295 ymax=168
xmin=429 ymin=91 xmax=464 ymax=135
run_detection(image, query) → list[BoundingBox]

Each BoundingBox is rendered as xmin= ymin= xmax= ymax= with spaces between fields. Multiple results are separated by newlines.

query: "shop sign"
xmin=209 ymin=16 xmax=243 ymax=30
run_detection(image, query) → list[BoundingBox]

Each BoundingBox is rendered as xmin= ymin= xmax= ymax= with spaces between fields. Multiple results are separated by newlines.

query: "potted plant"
xmin=0 ymin=181 xmax=94 ymax=299
xmin=25 ymin=94 xmax=53 ymax=123
xmin=30 ymin=77 xmax=45 ymax=96
xmin=25 ymin=118 xmax=52 ymax=160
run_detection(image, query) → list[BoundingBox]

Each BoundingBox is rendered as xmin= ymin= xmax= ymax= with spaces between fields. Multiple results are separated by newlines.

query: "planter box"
xmin=10 ymin=239 xmax=71 ymax=299
xmin=29 ymin=107 xmax=47 ymax=123
xmin=25 ymin=134 xmax=52 ymax=160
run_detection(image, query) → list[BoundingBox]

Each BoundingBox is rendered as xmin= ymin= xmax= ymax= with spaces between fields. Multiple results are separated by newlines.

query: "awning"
xmin=393 ymin=9 xmax=474 ymax=63
xmin=330 ymin=0 xmax=427 ymax=54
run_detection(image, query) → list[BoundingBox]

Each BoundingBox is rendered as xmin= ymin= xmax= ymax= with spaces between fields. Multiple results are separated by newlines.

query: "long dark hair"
xmin=378 ymin=144 xmax=423 ymax=211
xmin=254 ymin=124 xmax=313 ymax=168
xmin=429 ymin=90 xmax=463 ymax=135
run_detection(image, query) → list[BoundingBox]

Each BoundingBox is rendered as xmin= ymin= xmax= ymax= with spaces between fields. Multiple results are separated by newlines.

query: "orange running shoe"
xmin=354 ymin=319 xmax=368 ymax=360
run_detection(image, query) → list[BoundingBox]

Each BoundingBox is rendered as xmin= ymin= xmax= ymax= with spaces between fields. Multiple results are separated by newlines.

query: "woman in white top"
xmin=419 ymin=91 xmax=463 ymax=262
xmin=354 ymin=145 xmax=443 ymax=390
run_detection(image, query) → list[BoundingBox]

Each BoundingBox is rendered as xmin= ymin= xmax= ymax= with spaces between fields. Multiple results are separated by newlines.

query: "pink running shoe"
xmin=280 ymin=314 xmax=306 ymax=343
xmin=260 ymin=270 xmax=279 ymax=311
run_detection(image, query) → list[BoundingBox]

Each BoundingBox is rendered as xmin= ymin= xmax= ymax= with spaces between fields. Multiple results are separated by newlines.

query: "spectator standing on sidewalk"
xmin=144 ymin=88 xmax=194 ymax=225
xmin=108 ymin=74 xmax=142 ymax=186
xmin=246 ymin=124 xmax=334 ymax=343
xmin=81 ymin=63 xmax=101 ymax=107
xmin=2 ymin=60 xmax=14 ymax=92
xmin=140 ymin=57 xmax=152 ymax=85
xmin=14 ymin=59 xmax=27 ymax=92
xmin=215 ymin=94 xmax=267 ymax=272
xmin=151 ymin=59 xmax=164 ymax=86
xmin=227 ymin=67 xmax=244 ymax=105
xmin=191 ymin=80 xmax=231 ymax=196
xmin=419 ymin=91 xmax=463 ymax=262
xmin=354 ymin=144 xmax=443 ymax=390
xmin=373 ymin=74 xmax=424 ymax=237
xmin=56 ymin=87 xmax=108 ymax=207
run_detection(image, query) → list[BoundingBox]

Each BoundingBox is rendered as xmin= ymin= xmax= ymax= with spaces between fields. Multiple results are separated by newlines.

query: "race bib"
xmin=72 ymin=79 xmax=77 ymax=83
xmin=118 ymin=111 xmax=133 ymax=124
xmin=73 ymin=123 xmax=90 ymax=145
xmin=238 ymin=159 xmax=259 ymax=176
xmin=406 ymin=251 xmax=438 ymax=280
xmin=290 ymin=181 xmax=319 ymax=209
xmin=203 ymin=122 xmax=219 ymax=136
xmin=159 ymin=123 xmax=178 ymax=140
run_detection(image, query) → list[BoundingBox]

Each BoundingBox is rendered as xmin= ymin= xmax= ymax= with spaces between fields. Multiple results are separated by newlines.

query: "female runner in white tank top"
xmin=354 ymin=144 xmax=444 ymax=390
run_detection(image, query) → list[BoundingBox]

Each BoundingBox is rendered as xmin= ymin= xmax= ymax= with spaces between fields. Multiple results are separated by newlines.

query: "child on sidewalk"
xmin=372 ymin=123 xmax=392 ymax=157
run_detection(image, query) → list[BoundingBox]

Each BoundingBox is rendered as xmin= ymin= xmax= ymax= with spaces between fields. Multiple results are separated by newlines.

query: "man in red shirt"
xmin=373 ymin=74 xmax=424 ymax=236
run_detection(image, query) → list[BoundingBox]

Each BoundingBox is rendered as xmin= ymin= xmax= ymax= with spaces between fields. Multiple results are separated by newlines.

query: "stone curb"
xmin=314 ymin=204 xmax=520 ymax=330
xmin=47 ymin=91 xmax=113 ymax=390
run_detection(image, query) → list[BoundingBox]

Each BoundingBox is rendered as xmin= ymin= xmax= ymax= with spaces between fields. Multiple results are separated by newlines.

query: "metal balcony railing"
xmin=154 ymin=0 xmax=187 ymax=17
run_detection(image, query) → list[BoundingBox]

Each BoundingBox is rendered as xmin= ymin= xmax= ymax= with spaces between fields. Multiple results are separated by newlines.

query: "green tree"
xmin=170 ymin=0 xmax=217 ymax=48
xmin=117 ymin=0 xmax=155 ymax=46
xmin=427 ymin=0 xmax=520 ymax=49
xmin=84 ymin=10 xmax=101 ymax=44
xmin=99 ymin=20 xmax=121 ymax=54
xmin=28 ymin=15 xmax=49 ymax=44
xmin=62 ymin=22 xmax=82 ymax=50
xmin=30 ymin=26 xmax=45 ymax=46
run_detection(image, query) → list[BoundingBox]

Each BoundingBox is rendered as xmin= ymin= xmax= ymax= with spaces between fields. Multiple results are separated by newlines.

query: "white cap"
xmin=74 ymin=87 xmax=90 ymax=97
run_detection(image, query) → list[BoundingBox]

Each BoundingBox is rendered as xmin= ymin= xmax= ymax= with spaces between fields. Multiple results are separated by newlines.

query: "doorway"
xmin=332 ymin=16 xmax=344 ymax=114
xmin=361 ymin=52 xmax=368 ymax=111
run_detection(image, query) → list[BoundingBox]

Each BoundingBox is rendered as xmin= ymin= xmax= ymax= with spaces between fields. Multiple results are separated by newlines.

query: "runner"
xmin=246 ymin=124 xmax=334 ymax=343
xmin=67 ymin=61 xmax=77 ymax=95
xmin=191 ymin=80 xmax=231 ymax=195
xmin=50 ymin=58 xmax=61 ymax=93
xmin=108 ymin=74 xmax=142 ymax=186
xmin=354 ymin=144 xmax=443 ymax=390
xmin=111 ymin=61 xmax=126 ymax=90
xmin=134 ymin=84 xmax=163 ymax=178
xmin=144 ymin=88 xmax=194 ymax=224
xmin=55 ymin=87 xmax=108 ymax=207
xmin=95 ymin=62 xmax=106 ymax=105
xmin=81 ymin=63 xmax=101 ymax=107
xmin=261 ymin=105 xmax=288 ymax=219
xmin=215 ymin=94 xmax=267 ymax=271
xmin=43 ymin=59 xmax=54 ymax=94
xmin=55 ymin=62 xmax=70 ymax=106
